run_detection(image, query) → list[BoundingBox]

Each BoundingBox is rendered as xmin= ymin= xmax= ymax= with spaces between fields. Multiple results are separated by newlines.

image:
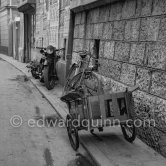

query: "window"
xmin=92 ymin=39 xmax=100 ymax=71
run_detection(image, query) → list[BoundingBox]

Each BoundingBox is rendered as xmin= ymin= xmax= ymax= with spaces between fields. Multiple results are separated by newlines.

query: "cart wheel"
xmin=66 ymin=114 xmax=79 ymax=151
xmin=90 ymin=129 xmax=94 ymax=134
xmin=121 ymin=123 xmax=136 ymax=143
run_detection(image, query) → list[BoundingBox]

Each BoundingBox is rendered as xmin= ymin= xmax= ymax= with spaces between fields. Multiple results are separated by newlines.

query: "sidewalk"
xmin=1 ymin=53 xmax=166 ymax=166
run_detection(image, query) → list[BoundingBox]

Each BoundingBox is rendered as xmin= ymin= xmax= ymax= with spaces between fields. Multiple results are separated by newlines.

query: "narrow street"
xmin=0 ymin=58 xmax=93 ymax=166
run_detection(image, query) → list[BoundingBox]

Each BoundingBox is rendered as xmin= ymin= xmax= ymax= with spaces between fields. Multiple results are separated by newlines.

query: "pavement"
xmin=1 ymin=53 xmax=166 ymax=166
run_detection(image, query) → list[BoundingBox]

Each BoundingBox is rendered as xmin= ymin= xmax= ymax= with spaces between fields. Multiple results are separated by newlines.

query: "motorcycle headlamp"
xmin=46 ymin=45 xmax=54 ymax=54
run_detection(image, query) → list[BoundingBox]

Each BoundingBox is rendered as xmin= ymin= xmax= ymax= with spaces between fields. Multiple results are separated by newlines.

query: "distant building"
xmin=0 ymin=0 xmax=20 ymax=55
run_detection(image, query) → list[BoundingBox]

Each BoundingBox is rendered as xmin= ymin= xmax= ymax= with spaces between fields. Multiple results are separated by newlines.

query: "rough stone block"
xmin=99 ymin=6 xmax=109 ymax=22
xmin=114 ymin=42 xmax=130 ymax=62
xmin=81 ymin=12 xmax=86 ymax=24
xmin=136 ymin=68 xmax=151 ymax=92
xmin=113 ymin=21 xmax=125 ymax=40
xmin=74 ymin=25 xmax=79 ymax=38
xmin=93 ymin=24 xmax=99 ymax=39
xmin=91 ymin=8 xmax=99 ymax=23
xmin=79 ymin=39 xmax=84 ymax=51
xmin=120 ymin=63 xmax=136 ymax=86
xmin=109 ymin=2 xmax=122 ymax=21
xmin=136 ymin=126 xmax=162 ymax=155
xmin=86 ymin=11 xmax=92 ymax=24
xmin=98 ymin=23 xmax=104 ymax=39
xmin=141 ymin=0 xmax=153 ymax=16
xmin=151 ymin=72 xmax=166 ymax=99
xmin=146 ymin=43 xmax=166 ymax=70
xmin=86 ymin=24 xmax=93 ymax=39
xmin=75 ymin=13 xmax=81 ymax=25
xmin=73 ymin=39 xmax=84 ymax=51
xmin=158 ymin=17 xmax=166 ymax=42
xmin=122 ymin=0 xmax=136 ymax=19
xmin=103 ymin=41 xmax=115 ymax=59
xmin=73 ymin=39 xmax=78 ymax=51
xmin=129 ymin=43 xmax=145 ymax=65
xmin=79 ymin=25 xmax=85 ymax=38
xmin=133 ymin=91 xmax=156 ymax=120
xmin=125 ymin=19 xmax=140 ymax=41
xmin=93 ymin=23 xmax=103 ymax=39
xmin=152 ymin=0 xmax=166 ymax=15
xmin=99 ymin=59 xmax=121 ymax=81
xmin=102 ymin=22 xmax=113 ymax=40
xmin=135 ymin=0 xmax=142 ymax=17
xmin=155 ymin=98 xmax=166 ymax=132
xmin=100 ymin=75 xmax=127 ymax=93
xmin=140 ymin=17 xmax=160 ymax=41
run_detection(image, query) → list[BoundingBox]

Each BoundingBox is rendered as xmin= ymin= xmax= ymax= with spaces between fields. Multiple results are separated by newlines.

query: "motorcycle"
xmin=26 ymin=60 xmax=41 ymax=79
xmin=27 ymin=45 xmax=63 ymax=90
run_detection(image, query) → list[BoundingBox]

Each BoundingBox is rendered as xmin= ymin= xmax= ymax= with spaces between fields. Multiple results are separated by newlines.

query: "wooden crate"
xmin=87 ymin=91 xmax=133 ymax=127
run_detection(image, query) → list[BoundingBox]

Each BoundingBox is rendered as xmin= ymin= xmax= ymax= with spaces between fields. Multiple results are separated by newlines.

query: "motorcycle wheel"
xmin=43 ymin=66 xmax=56 ymax=90
xmin=31 ymin=70 xmax=38 ymax=79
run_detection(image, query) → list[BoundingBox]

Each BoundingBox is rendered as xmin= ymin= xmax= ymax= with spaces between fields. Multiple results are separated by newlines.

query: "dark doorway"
xmin=93 ymin=39 xmax=100 ymax=71
xmin=24 ymin=14 xmax=32 ymax=63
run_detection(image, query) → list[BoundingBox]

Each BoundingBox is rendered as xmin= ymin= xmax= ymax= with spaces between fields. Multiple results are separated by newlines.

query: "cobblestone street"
xmin=0 ymin=58 xmax=93 ymax=166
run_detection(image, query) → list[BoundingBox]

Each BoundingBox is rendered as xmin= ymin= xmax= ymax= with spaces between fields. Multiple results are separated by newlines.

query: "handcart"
xmin=61 ymin=85 xmax=139 ymax=151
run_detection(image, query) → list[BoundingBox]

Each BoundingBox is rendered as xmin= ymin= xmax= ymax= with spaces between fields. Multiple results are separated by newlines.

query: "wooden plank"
xmin=98 ymin=92 xmax=126 ymax=100
xmin=112 ymin=94 xmax=120 ymax=117
xmin=88 ymin=96 xmax=101 ymax=120
xmin=99 ymin=95 xmax=106 ymax=120
xmin=125 ymin=92 xmax=133 ymax=119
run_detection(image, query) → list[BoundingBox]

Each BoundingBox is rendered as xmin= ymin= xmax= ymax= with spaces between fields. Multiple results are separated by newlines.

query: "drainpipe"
xmin=66 ymin=10 xmax=75 ymax=76
xmin=58 ymin=0 xmax=60 ymax=49
xmin=10 ymin=0 xmax=12 ymax=21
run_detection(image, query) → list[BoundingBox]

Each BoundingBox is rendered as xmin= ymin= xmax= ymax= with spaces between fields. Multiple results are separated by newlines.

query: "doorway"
xmin=24 ymin=14 xmax=32 ymax=63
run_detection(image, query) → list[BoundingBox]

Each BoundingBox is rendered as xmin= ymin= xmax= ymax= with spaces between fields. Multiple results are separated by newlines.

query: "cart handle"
xmin=126 ymin=85 xmax=139 ymax=93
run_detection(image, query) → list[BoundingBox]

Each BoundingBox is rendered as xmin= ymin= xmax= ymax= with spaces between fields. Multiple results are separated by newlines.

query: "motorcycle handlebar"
xmin=75 ymin=50 xmax=97 ymax=60
xmin=54 ymin=48 xmax=65 ymax=52
xmin=38 ymin=47 xmax=64 ymax=51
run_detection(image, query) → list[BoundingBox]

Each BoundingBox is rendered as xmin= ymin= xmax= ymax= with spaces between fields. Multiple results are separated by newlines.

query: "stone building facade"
xmin=29 ymin=0 xmax=70 ymax=84
xmin=71 ymin=0 xmax=166 ymax=157
xmin=34 ymin=0 xmax=70 ymax=54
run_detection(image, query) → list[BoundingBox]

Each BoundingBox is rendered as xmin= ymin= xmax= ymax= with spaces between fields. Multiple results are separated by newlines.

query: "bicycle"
xmin=62 ymin=50 xmax=102 ymax=96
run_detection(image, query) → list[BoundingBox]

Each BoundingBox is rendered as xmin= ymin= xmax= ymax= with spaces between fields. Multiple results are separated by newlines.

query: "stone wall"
xmin=35 ymin=0 xmax=59 ymax=48
xmin=33 ymin=0 xmax=70 ymax=84
xmin=35 ymin=0 xmax=70 ymax=50
xmin=72 ymin=0 xmax=166 ymax=157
